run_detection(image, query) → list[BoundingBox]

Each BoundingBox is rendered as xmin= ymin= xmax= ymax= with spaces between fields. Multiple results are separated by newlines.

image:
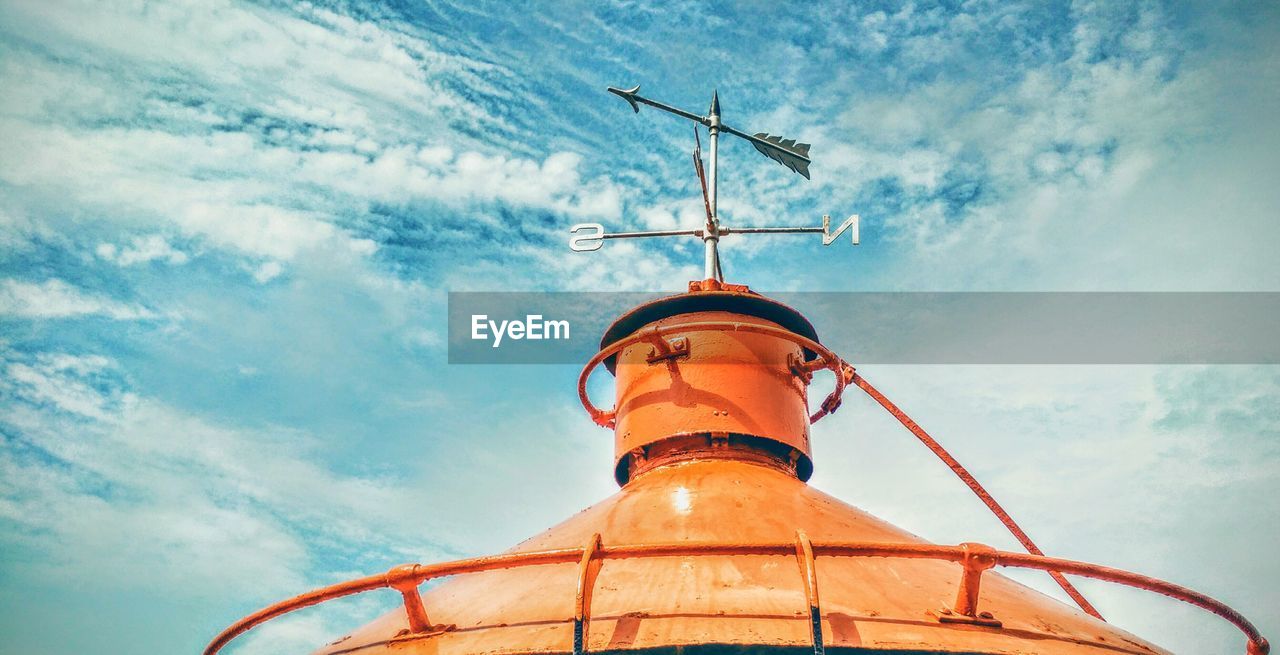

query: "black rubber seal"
xmin=599 ymin=291 xmax=821 ymax=374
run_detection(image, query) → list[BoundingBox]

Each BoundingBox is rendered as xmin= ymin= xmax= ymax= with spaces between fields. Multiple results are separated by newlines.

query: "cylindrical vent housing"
xmin=600 ymin=288 xmax=822 ymax=484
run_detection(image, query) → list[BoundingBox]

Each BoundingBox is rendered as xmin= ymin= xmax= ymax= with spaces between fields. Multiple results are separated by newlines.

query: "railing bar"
xmin=206 ymin=541 xmax=1269 ymax=655
xmin=204 ymin=573 xmax=389 ymax=655
xmin=995 ymin=552 xmax=1268 ymax=650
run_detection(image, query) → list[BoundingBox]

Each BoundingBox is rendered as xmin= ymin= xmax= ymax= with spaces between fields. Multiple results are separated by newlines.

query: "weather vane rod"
xmin=570 ymin=85 xmax=858 ymax=282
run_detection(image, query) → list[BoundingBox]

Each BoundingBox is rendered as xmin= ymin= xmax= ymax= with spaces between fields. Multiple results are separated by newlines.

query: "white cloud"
xmin=0 ymin=348 xmax=452 ymax=600
xmin=756 ymin=2 xmax=1280 ymax=292
xmin=809 ymin=364 xmax=1278 ymax=653
xmin=0 ymin=0 xmax=631 ymax=286
xmin=252 ymin=260 xmax=285 ymax=283
xmin=0 ymin=279 xmax=156 ymax=320
xmin=4 ymin=353 xmax=119 ymax=420
xmin=96 ymin=234 xmax=189 ymax=266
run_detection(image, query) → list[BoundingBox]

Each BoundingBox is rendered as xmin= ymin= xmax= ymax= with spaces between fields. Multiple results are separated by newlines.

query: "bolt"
xmin=979 ymin=611 xmax=994 ymax=619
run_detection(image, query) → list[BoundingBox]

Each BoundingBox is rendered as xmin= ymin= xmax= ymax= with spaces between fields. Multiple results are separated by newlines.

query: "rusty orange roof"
xmin=207 ymin=285 xmax=1269 ymax=655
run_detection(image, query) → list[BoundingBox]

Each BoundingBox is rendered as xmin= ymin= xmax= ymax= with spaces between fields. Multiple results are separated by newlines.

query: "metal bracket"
xmin=646 ymin=336 xmax=690 ymax=364
xmin=390 ymin=624 xmax=455 ymax=642
xmin=933 ymin=606 xmax=1002 ymax=628
xmin=788 ymin=352 xmax=814 ymax=384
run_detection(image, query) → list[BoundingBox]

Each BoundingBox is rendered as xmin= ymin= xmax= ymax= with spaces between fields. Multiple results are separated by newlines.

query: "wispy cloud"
xmin=0 ymin=1 xmax=1276 ymax=654
xmin=0 ymin=279 xmax=157 ymax=320
xmin=96 ymin=235 xmax=189 ymax=267
xmin=811 ymin=363 xmax=1279 ymax=650
xmin=0 ymin=347 xmax=452 ymax=599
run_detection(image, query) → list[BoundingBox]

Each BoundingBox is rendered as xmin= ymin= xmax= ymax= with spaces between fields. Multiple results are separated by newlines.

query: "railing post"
xmin=574 ymin=533 xmax=604 ymax=655
xmin=954 ymin=542 xmax=996 ymax=617
xmin=794 ymin=530 xmax=824 ymax=655
xmin=937 ymin=542 xmax=1001 ymax=628
xmin=385 ymin=564 xmax=433 ymax=634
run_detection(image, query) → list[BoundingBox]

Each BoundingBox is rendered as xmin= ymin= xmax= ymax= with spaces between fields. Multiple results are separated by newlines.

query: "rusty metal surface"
xmin=793 ymin=530 xmax=824 ymax=655
xmin=583 ymin=290 xmax=1090 ymax=618
xmin=598 ymin=289 xmax=819 ymax=370
xmin=204 ymin=457 xmax=1264 ymax=652
xmin=290 ymin=458 xmax=1204 ymax=655
xmin=580 ymin=317 xmax=846 ymax=430
xmin=610 ymin=311 xmax=813 ymax=482
xmin=203 ymin=459 xmax=1270 ymax=654
xmin=575 ymin=534 xmax=605 ymax=655
xmin=205 ymin=290 xmax=1269 ymax=655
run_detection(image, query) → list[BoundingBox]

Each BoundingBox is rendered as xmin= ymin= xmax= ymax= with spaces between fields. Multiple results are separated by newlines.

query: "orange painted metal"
xmin=574 ymin=533 xmax=605 ymax=654
xmin=578 ymin=317 xmax=847 ymax=430
xmin=581 ymin=293 xmax=1095 ymax=616
xmin=204 ymin=462 xmax=1269 ymax=655
xmin=204 ymin=286 xmax=1270 ymax=655
xmin=792 ymin=529 xmax=823 ymax=654
xmin=941 ymin=542 xmax=1002 ymax=628
xmin=611 ymin=311 xmax=810 ymax=461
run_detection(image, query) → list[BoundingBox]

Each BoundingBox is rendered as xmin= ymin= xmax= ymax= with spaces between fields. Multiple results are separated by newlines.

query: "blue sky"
xmin=1 ymin=1 xmax=1277 ymax=654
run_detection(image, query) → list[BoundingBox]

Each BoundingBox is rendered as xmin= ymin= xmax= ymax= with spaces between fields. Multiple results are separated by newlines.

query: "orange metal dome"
xmin=206 ymin=283 xmax=1269 ymax=655
xmin=315 ymin=458 xmax=1170 ymax=655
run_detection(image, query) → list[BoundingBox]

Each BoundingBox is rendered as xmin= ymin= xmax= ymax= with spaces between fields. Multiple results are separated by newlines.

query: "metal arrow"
xmin=607 ymin=85 xmax=814 ymax=280
xmin=607 ymin=85 xmax=812 ymax=179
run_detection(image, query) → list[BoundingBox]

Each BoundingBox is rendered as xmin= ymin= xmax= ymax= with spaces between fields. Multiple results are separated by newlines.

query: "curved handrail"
xmin=576 ymin=319 xmax=849 ymax=428
xmin=849 ymin=369 xmax=1104 ymax=619
xmin=205 ymin=540 xmax=1269 ymax=655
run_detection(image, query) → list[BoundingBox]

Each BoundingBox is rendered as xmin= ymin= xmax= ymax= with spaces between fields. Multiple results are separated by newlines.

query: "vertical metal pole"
xmin=704 ymin=91 xmax=721 ymax=281
xmin=386 ymin=564 xmax=433 ymax=634
xmin=952 ymin=542 xmax=998 ymax=619
xmin=794 ymin=530 xmax=825 ymax=655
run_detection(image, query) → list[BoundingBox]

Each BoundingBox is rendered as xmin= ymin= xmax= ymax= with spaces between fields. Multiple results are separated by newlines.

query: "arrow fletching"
xmin=750 ymin=133 xmax=811 ymax=179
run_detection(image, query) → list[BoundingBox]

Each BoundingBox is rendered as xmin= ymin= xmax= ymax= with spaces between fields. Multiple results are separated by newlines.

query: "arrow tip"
xmin=709 ymin=89 xmax=720 ymax=116
xmin=607 ymin=85 xmax=641 ymax=113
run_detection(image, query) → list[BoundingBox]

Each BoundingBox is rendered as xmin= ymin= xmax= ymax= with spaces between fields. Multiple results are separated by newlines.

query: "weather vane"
xmin=569 ymin=85 xmax=859 ymax=281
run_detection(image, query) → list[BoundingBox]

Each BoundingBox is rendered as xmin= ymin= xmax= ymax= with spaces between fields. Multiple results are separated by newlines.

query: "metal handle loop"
xmin=576 ymin=320 xmax=849 ymax=429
